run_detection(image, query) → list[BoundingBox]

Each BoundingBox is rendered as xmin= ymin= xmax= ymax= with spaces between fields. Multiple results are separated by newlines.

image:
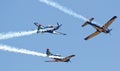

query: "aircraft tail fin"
xmin=57 ymin=22 xmax=62 ymax=27
xmin=46 ymin=49 xmax=53 ymax=56
xmin=82 ymin=18 xmax=94 ymax=27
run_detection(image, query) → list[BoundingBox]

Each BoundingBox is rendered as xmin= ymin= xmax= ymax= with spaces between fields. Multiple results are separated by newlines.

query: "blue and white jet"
xmin=34 ymin=22 xmax=66 ymax=35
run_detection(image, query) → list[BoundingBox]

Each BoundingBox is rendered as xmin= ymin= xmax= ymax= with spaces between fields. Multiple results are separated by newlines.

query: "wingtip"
xmin=63 ymin=34 xmax=67 ymax=35
xmin=113 ymin=16 xmax=117 ymax=18
xmin=91 ymin=18 xmax=94 ymax=20
xmin=34 ymin=22 xmax=38 ymax=24
xmin=71 ymin=55 xmax=75 ymax=57
xmin=72 ymin=55 xmax=75 ymax=57
xmin=84 ymin=37 xmax=88 ymax=40
xmin=81 ymin=25 xmax=84 ymax=27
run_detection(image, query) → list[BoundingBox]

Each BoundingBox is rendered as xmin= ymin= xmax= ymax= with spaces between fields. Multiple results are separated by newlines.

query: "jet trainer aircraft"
xmin=45 ymin=49 xmax=75 ymax=62
xmin=34 ymin=22 xmax=66 ymax=35
xmin=82 ymin=16 xmax=117 ymax=40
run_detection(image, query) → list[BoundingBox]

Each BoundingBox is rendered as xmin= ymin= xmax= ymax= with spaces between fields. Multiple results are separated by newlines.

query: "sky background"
xmin=0 ymin=0 xmax=120 ymax=71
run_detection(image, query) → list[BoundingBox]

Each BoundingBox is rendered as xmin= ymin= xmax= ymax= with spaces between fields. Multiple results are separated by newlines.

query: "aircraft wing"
xmin=45 ymin=60 xmax=55 ymax=62
xmin=62 ymin=55 xmax=75 ymax=61
xmin=45 ymin=58 xmax=62 ymax=62
xmin=102 ymin=16 xmax=117 ymax=29
xmin=45 ymin=59 xmax=61 ymax=62
xmin=53 ymin=31 xmax=66 ymax=35
xmin=84 ymin=31 xmax=101 ymax=40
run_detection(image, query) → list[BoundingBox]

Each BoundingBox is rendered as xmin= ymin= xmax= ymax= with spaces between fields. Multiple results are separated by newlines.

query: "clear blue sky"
xmin=0 ymin=0 xmax=120 ymax=71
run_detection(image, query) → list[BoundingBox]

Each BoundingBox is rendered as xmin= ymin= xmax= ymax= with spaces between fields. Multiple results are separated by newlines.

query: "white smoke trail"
xmin=0 ymin=30 xmax=37 ymax=40
xmin=0 ymin=44 xmax=63 ymax=59
xmin=38 ymin=0 xmax=99 ymax=24
xmin=38 ymin=0 xmax=89 ymax=21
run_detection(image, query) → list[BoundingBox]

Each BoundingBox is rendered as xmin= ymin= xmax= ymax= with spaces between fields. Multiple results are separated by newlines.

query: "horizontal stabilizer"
xmin=82 ymin=18 xmax=94 ymax=27
xmin=34 ymin=22 xmax=39 ymax=26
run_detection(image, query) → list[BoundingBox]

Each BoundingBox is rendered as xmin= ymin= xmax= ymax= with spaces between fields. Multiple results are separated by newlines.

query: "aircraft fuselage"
xmin=88 ymin=22 xmax=110 ymax=34
xmin=54 ymin=58 xmax=70 ymax=62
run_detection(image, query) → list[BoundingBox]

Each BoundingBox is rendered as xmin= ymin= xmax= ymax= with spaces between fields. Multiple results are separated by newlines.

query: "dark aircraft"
xmin=45 ymin=55 xmax=75 ymax=62
xmin=34 ymin=22 xmax=66 ymax=35
xmin=82 ymin=16 xmax=117 ymax=40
